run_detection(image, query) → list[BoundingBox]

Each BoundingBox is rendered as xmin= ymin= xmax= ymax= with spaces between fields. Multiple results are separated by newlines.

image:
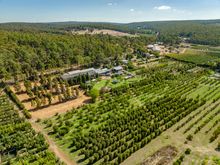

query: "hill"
xmin=1 ymin=19 xmax=220 ymax=45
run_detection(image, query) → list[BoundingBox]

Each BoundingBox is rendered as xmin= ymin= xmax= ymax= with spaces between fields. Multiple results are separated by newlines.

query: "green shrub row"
xmin=4 ymin=86 xmax=32 ymax=119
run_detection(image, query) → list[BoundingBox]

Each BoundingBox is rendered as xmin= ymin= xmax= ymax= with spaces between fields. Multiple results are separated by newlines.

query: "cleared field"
xmin=140 ymin=146 xmax=178 ymax=165
xmin=40 ymin=60 xmax=220 ymax=165
xmin=72 ymin=29 xmax=135 ymax=37
xmin=30 ymin=93 xmax=91 ymax=120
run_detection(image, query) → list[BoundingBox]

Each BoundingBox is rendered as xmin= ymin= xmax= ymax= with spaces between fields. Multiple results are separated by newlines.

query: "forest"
xmin=1 ymin=19 xmax=220 ymax=46
xmin=0 ymin=30 xmax=154 ymax=80
xmin=127 ymin=20 xmax=220 ymax=45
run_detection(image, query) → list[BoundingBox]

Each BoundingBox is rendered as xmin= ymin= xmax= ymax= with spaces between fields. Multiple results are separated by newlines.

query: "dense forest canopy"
xmin=0 ymin=22 xmax=151 ymax=34
xmin=0 ymin=30 xmax=155 ymax=80
xmin=1 ymin=19 xmax=220 ymax=45
xmin=127 ymin=20 xmax=220 ymax=45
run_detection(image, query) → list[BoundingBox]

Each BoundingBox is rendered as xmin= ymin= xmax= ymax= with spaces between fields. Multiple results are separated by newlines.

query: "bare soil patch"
xmin=9 ymin=82 xmax=91 ymax=119
xmin=141 ymin=146 xmax=178 ymax=165
xmin=30 ymin=94 xmax=91 ymax=120
xmin=72 ymin=29 xmax=135 ymax=37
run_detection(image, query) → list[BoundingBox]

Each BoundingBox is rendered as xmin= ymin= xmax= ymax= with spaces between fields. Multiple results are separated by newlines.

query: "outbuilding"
xmin=61 ymin=68 xmax=97 ymax=80
xmin=113 ymin=66 xmax=123 ymax=72
xmin=95 ymin=68 xmax=111 ymax=76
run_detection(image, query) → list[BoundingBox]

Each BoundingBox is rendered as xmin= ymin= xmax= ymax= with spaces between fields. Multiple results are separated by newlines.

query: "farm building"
xmin=95 ymin=68 xmax=111 ymax=76
xmin=153 ymin=45 xmax=161 ymax=52
xmin=147 ymin=44 xmax=161 ymax=52
xmin=61 ymin=68 xmax=97 ymax=80
xmin=113 ymin=66 xmax=123 ymax=75
xmin=113 ymin=66 xmax=123 ymax=72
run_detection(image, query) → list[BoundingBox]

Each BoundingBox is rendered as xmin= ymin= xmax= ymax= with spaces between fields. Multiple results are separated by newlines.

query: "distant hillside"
xmin=0 ymin=21 xmax=153 ymax=35
xmin=126 ymin=20 xmax=220 ymax=45
xmin=1 ymin=19 xmax=220 ymax=45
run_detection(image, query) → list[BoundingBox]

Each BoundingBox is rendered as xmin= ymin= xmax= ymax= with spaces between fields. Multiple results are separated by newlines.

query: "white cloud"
xmin=107 ymin=2 xmax=117 ymax=6
xmin=154 ymin=5 xmax=171 ymax=10
xmin=130 ymin=8 xmax=135 ymax=12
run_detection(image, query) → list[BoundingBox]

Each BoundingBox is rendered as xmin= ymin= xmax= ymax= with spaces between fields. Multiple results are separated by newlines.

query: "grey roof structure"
xmin=95 ymin=68 xmax=111 ymax=75
xmin=61 ymin=68 xmax=96 ymax=80
xmin=113 ymin=66 xmax=123 ymax=71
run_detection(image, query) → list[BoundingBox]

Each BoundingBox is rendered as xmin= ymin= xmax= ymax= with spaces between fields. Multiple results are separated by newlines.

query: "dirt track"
xmin=30 ymin=121 xmax=77 ymax=165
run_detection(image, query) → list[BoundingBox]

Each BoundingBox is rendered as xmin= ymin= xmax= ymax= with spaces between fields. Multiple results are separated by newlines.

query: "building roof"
xmin=153 ymin=45 xmax=161 ymax=52
xmin=95 ymin=68 xmax=111 ymax=75
xmin=61 ymin=68 xmax=96 ymax=80
xmin=113 ymin=66 xmax=123 ymax=71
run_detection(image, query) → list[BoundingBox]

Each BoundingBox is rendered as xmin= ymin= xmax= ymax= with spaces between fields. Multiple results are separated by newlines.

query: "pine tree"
xmin=14 ymin=81 xmax=21 ymax=93
xmin=58 ymin=94 xmax=63 ymax=103
xmin=31 ymin=99 xmax=36 ymax=108
xmin=47 ymin=93 xmax=53 ymax=105
xmin=75 ymin=87 xmax=80 ymax=98
xmin=35 ymin=97 xmax=41 ymax=109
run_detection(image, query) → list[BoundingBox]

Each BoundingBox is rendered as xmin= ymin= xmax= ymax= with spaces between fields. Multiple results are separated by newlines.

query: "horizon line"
xmin=1 ymin=18 xmax=220 ymax=24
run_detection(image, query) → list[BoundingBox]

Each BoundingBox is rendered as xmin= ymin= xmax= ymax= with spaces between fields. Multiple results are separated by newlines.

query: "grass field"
xmin=91 ymin=76 xmax=142 ymax=92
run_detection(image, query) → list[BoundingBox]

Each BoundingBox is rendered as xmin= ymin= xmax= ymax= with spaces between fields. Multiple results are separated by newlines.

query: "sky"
xmin=0 ymin=0 xmax=220 ymax=23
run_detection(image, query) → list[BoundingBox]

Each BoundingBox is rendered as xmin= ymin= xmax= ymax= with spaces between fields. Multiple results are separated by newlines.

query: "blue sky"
xmin=0 ymin=0 xmax=220 ymax=23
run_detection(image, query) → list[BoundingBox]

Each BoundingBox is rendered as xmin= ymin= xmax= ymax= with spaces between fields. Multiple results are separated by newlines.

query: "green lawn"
xmin=91 ymin=76 xmax=142 ymax=91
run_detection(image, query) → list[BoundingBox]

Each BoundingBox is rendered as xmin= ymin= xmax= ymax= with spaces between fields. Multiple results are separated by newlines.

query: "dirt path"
xmin=30 ymin=120 xmax=77 ymax=165
xmin=181 ymin=48 xmax=187 ymax=54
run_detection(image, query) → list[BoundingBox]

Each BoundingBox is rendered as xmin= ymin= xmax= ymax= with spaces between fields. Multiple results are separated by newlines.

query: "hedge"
xmin=5 ymin=86 xmax=32 ymax=119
